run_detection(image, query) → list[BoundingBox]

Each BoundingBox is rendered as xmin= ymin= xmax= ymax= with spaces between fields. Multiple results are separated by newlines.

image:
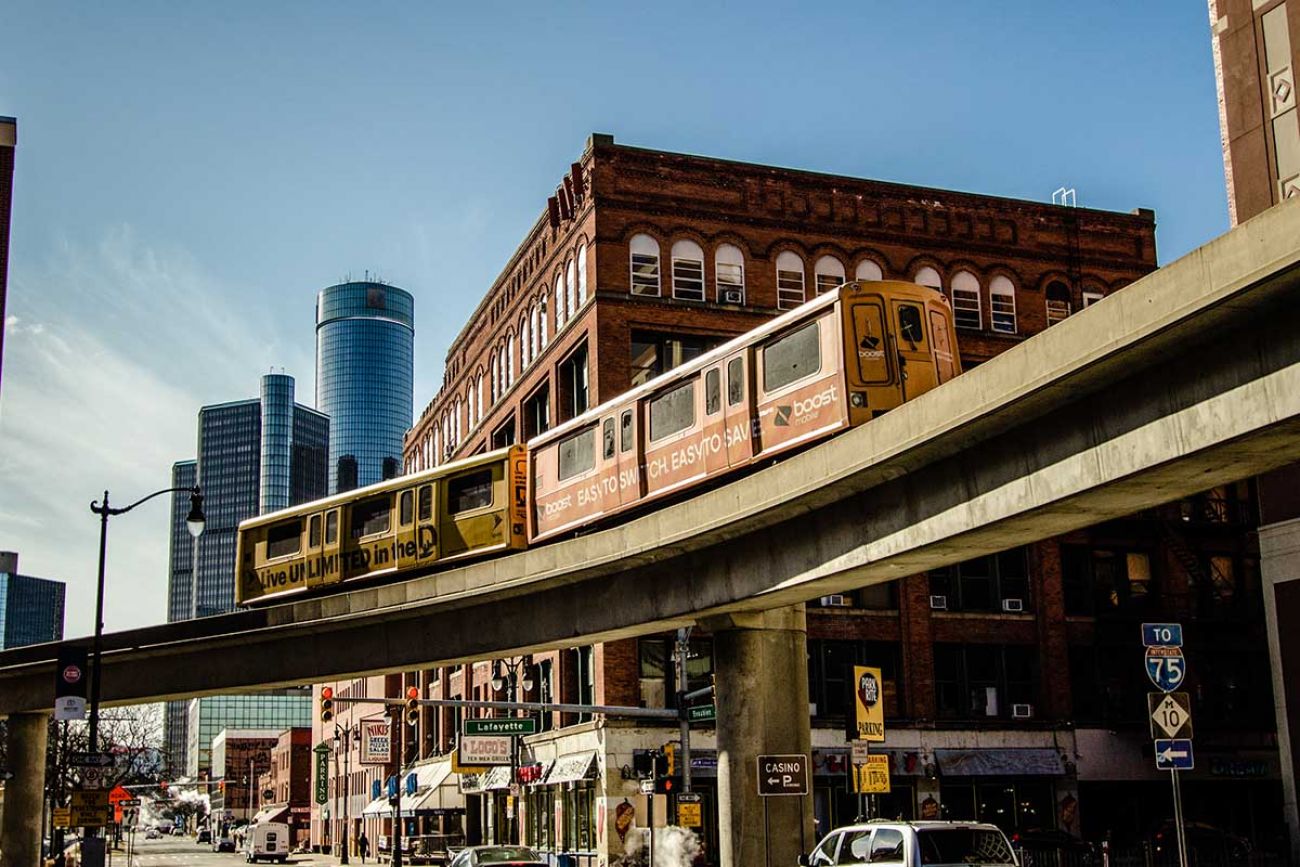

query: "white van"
xmin=242 ymin=822 xmax=290 ymax=863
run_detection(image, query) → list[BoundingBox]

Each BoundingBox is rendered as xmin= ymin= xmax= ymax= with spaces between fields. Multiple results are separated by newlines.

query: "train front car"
xmin=235 ymin=445 xmax=528 ymax=606
xmin=528 ymin=280 xmax=959 ymax=542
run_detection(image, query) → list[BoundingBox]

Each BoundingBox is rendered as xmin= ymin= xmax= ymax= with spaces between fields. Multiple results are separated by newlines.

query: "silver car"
xmin=799 ymin=821 xmax=1019 ymax=867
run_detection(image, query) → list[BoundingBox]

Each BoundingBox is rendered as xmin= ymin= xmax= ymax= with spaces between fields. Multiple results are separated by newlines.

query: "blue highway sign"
xmin=1154 ymin=739 xmax=1195 ymax=771
xmin=1145 ymin=646 xmax=1187 ymax=692
xmin=1142 ymin=623 xmax=1183 ymax=648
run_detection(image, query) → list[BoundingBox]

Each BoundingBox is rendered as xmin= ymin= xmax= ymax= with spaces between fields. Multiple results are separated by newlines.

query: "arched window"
xmin=630 ymin=233 xmax=661 ymax=296
xmin=950 ymin=270 xmax=982 ymax=330
xmin=1046 ymin=280 xmax=1071 ymax=324
xmin=1082 ymin=284 xmax=1105 ymax=308
xmin=530 ymin=304 xmax=541 ymax=360
xmin=507 ymin=332 xmax=516 ymax=384
xmin=814 ymin=256 xmax=846 ymax=295
xmin=914 ymin=266 xmax=942 ymax=290
xmin=490 ymin=354 xmax=498 ymax=402
xmin=539 ymin=295 xmax=549 ymax=348
xmin=555 ymin=274 xmax=567 ymax=329
xmin=477 ymin=375 xmax=484 ymax=423
xmin=671 ymin=240 xmax=706 ymax=301
xmin=466 ymin=385 xmax=475 ymax=429
xmin=566 ymin=261 xmax=577 ymax=316
xmin=715 ymin=244 xmax=745 ymax=304
xmin=990 ymin=276 xmax=1016 ymax=334
xmin=577 ymin=244 xmax=588 ymax=306
xmin=855 ymin=259 xmax=883 ymax=282
xmin=776 ymin=251 xmax=806 ymax=310
xmin=519 ymin=316 xmax=530 ymax=368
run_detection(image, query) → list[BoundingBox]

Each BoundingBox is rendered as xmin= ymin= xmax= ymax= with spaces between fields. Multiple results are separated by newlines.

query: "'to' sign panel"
xmin=757 ymin=754 xmax=809 ymax=796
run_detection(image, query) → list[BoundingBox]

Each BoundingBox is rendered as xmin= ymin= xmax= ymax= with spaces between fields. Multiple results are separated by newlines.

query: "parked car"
xmin=799 ymin=821 xmax=1019 ymax=866
xmin=1011 ymin=829 xmax=1096 ymax=867
xmin=448 ymin=845 xmax=549 ymax=867
xmin=212 ymin=830 xmax=237 ymax=853
xmin=1150 ymin=822 xmax=1250 ymax=863
xmin=145 ymin=829 xmax=163 ymax=840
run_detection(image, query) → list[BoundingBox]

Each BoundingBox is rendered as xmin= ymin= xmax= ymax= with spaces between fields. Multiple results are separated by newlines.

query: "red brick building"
xmin=323 ymin=134 xmax=1280 ymax=863
xmin=253 ymin=727 xmax=313 ymax=846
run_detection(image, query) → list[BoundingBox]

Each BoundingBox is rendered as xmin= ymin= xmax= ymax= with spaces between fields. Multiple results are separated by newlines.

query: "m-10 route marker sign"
xmin=1149 ymin=692 xmax=1194 ymax=740
xmin=757 ymin=754 xmax=809 ymax=796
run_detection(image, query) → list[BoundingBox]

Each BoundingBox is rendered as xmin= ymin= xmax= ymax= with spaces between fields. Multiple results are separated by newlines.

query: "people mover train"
xmin=235 ymin=280 xmax=960 ymax=605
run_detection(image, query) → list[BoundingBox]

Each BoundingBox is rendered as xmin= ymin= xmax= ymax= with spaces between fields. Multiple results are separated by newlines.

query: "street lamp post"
xmin=334 ymin=722 xmax=360 ymax=864
xmin=490 ymin=658 xmax=534 ymax=846
xmin=85 ymin=486 xmax=202 ymax=861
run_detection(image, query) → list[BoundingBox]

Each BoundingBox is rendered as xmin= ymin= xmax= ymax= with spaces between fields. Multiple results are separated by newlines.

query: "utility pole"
xmin=675 ymin=628 xmax=693 ymax=793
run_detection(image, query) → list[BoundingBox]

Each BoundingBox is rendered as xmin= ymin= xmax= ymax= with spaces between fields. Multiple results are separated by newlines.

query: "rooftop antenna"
xmin=1052 ymin=187 xmax=1077 ymax=207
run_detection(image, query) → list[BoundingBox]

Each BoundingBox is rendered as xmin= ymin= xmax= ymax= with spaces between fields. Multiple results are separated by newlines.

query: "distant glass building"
xmin=316 ymin=281 xmax=414 ymax=493
xmin=0 ymin=551 xmax=65 ymax=649
xmin=185 ymin=690 xmax=312 ymax=778
xmin=163 ymin=374 xmax=327 ymax=776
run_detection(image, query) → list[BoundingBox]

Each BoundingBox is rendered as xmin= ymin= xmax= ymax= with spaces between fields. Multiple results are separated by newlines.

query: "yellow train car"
xmin=236 ymin=445 xmax=528 ymax=605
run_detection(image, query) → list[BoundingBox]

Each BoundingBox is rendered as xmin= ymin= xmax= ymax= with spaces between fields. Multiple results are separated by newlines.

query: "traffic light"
xmin=654 ymin=744 xmax=680 ymax=794
xmin=405 ymin=685 xmax=420 ymax=726
xmin=663 ymin=743 xmax=676 ymax=777
xmin=320 ymin=686 xmax=334 ymax=723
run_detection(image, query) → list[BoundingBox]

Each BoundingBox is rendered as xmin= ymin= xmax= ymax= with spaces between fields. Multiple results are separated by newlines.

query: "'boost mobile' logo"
xmin=774 ymin=406 xmax=792 ymax=426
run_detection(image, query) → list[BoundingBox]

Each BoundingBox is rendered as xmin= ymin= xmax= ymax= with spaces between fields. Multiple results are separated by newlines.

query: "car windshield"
xmin=919 ymin=829 xmax=1016 ymax=865
xmin=478 ymin=847 xmax=542 ymax=863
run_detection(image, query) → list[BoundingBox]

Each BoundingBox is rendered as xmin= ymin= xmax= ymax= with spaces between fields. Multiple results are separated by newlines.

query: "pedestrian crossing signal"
xmin=320 ymin=686 xmax=334 ymax=723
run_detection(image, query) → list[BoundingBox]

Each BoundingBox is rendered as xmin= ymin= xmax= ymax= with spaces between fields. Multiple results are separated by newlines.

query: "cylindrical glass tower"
xmin=315 ymin=281 xmax=414 ymax=494
xmin=259 ymin=373 xmax=295 ymax=514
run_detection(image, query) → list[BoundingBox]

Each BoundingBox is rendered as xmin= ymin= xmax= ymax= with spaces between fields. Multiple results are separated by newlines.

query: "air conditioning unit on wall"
xmin=819 ymin=595 xmax=851 ymax=607
xmin=723 ymin=289 xmax=743 ymax=304
xmin=1012 ymin=703 xmax=1035 ymax=719
xmin=929 ymin=595 xmax=948 ymax=610
xmin=1001 ymin=598 xmax=1025 ymax=613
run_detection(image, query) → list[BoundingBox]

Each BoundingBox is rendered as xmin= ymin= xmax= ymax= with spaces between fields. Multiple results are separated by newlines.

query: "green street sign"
xmin=688 ymin=704 xmax=717 ymax=723
xmin=464 ymin=718 xmax=537 ymax=736
xmin=314 ymin=744 xmax=330 ymax=805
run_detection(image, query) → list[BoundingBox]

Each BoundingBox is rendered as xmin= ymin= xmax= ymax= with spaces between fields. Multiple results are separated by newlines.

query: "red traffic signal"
xmin=405 ymin=686 xmax=420 ymax=726
xmin=320 ymin=686 xmax=335 ymax=723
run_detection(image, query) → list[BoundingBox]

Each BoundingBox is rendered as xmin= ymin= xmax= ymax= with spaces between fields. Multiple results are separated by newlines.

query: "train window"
xmin=400 ymin=490 xmax=414 ymax=526
xmin=763 ymin=320 xmax=821 ymax=392
xmin=266 ymin=519 xmax=302 ymax=559
xmin=350 ymin=496 xmax=392 ymax=538
xmin=650 ymin=381 xmax=696 ymax=441
xmin=603 ymin=418 xmax=616 ymax=459
xmin=898 ymin=305 xmax=926 ymax=347
xmin=558 ymin=427 xmax=597 ymax=481
xmin=326 ymin=510 xmax=338 ymax=545
xmin=852 ymin=304 xmax=890 ymax=383
xmin=727 ymin=357 xmax=744 ymax=405
xmin=309 ymin=515 xmax=321 ymax=548
xmin=418 ymin=485 xmax=433 ymax=522
xmin=705 ymin=368 xmax=721 ymax=415
xmin=621 ymin=410 xmax=634 ymax=452
xmin=449 ymin=469 xmax=494 ymax=513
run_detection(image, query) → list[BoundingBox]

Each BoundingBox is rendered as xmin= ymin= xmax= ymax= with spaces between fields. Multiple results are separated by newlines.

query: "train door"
xmin=304 ymin=512 xmax=324 ymax=590
xmin=892 ymin=299 xmax=938 ymax=400
xmin=845 ymin=297 xmax=897 ymax=422
xmin=395 ymin=487 xmax=418 ymax=571
xmin=322 ymin=507 xmax=342 ymax=586
xmin=440 ymin=464 xmax=501 ymax=558
xmin=414 ymin=481 xmax=439 ymax=565
xmin=616 ymin=406 xmax=643 ymax=509
xmin=701 ymin=365 xmax=729 ymax=476
xmin=927 ymin=304 xmax=960 ymax=382
xmin=722 ymin=353 xmax=755 ymax=468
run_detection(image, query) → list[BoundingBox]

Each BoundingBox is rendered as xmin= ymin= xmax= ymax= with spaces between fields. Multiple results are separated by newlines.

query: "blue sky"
xmin=0 ymin=2 xmax=1227 ymax=636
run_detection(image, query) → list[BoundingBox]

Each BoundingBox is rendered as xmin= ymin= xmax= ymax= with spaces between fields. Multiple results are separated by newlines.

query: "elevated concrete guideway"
xmin=2 ymin=202 xmax=1300 ymax=715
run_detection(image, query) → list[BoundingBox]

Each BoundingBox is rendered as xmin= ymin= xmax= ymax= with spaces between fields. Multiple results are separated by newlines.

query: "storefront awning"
xmin=935 ymin=748 xmax=1066 ymax=777
xmin=542 ymin=751 xmax=598 ymax=786
xmin=480 ymin=765 xmax=514 ymax=791
xmin=404 ymin=760 xmax=465 ymax=815
xmin=251 ymin=804 xmax=289 ymax=825
xmin=362 ymin=794 xmax=391 ymax=817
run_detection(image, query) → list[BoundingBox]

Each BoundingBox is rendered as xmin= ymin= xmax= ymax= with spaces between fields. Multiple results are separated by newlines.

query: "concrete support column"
xmin=0 ymin=712 xmax=49 ymax=867
xmin=705 ymin=604 xmax=813 ymax=867
xmin=1259 ymin=518 xmax=1300 ymax=865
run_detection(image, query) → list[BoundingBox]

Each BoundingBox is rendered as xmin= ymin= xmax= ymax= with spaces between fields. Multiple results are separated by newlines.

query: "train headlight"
xmin=850 ymin=392 xmax=867 ymax=408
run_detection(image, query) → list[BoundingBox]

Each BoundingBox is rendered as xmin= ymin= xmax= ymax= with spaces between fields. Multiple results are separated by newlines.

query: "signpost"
xmin=54 ymin=646 xmax=89 ymax=721
xmin=1142 ymin=623 xmax=1189 ymax=867
xmin=757 ymin=754 xmax=809 ymax=867
xmin=687 ymin=704 xmax=716 ymax=723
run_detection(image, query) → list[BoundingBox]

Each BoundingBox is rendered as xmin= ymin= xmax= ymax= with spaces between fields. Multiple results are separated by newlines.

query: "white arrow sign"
xmin=1158 ymin=744 xmax=1189 ymax=762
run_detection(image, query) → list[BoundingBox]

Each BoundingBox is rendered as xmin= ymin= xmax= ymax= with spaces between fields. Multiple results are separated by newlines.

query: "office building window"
xmin=990 ymin=275 xmax=1017 ymax=333
xmin=814 ymin=255 xmax=846 ymax=295
xmin=776 ymin=251 xmax=806 ymax=309
xmin=630 ymin=234 xmax=661 ymax=296
xmin=715 ymin=243 xmax=745 ymax=303
xmin=671 ymin=240 xmax=706 ymax=301
xmin=951 ymin=270 xmax=982 ymax=330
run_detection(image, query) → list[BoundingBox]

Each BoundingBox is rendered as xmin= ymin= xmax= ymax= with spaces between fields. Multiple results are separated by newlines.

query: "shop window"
xmin=716 ymin=243 xmax=745 ymax=303
xmin=671 ymin=239 xmax=706 ymax=301
xmin=763 ymin=320 xmax=821 ymax=392
xmin=814 ymin=255 xmax=846 ymax=295
xmin=928 ymin=547 xmax=1029 ymax=612
xmin=630 ymin=234 xmax=661 ymax=296
xmin=523 ymin=385 xmax=550 ymax=439
xmin=630 ymin=330 xmax=722 ymax=387
xmin=990 ymin=275 xmax=1017 ymax=334
xmin=558 ymin=427 xmax=595 ymax=481
xmin=558 ymin=342 xmax=589 ymax=422
xmin=951 ymin=270 xmax=982 ymax=330
xmin=776 ymin=251 xmax=806 ymax=309
xmin=650 ymin=381 xmax=696 ymax=441
xmin=855 ymin=259 xmax=884 ymax=282
xmin=938 ymin=780 xmax=1054 ymax=834
xmin=1046 ymin=281 xmax=1071 ymax=323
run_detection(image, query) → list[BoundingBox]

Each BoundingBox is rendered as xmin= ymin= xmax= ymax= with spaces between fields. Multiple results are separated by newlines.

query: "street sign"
xmin=54 ymin=646 xmax=89 ymax=721
xmin=687 ymin=704 xmax=717 ymax=723
xmin=464 ymin=718 xmax=537 ymax=735
xmin=1149 ymin=692 xmax=1194 ymax=739
xmin=360 ymin=718 xmax=393 ymax=765
xmin=314 ymin=744 xmax=330 ymax=805
xmin=1142 ymin=623 xmax=1184 ymax=648
xmin=757 ymin=754 xmax=809 ymax=796
xmin=71 ymin=790 xmax=110 ymax=809
xmin=848 ymin=666 xmax=885 ymax=742
xmin=70 ymin=806 xmax=111 ymax=827
xmin=53 ymin=807 xmax=71 ymax=829
xmin=678 ymin=801 xmax=703 ymax=827
xmin=451 ymin=748 xmax=490 ymax=775
xmin=640 ymin=778 xmax=655 ymax=795
xmin=1154 ymin=739 xmax=1195 ymax=771
xmin=108 ymin=785 xmax=133 ymax=805
xmin=1145 ymin=646 xmax=1187 ymax=692
xmin=677 ymin=792 xmax=702 ymax=803
xmin=852 ymin=755 xmax=891 ymax=794
xmin=459 ymin=736 xmax=513 ymax=766
xmin=850 ymin=742 xmax=871 ymax=763
xmin=69 ymin=751 xmax=114 ymax=767
xmin=81 ymin=766 xmax=106 ymax=789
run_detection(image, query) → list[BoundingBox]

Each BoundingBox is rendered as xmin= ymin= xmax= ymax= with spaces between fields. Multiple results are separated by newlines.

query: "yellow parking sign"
xmin=851 ymin=666 xmax=885 ymax=741
xmin=852 ymin=755 xmax=891 ymax=794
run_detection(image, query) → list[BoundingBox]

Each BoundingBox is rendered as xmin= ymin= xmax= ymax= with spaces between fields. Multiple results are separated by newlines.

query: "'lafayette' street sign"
xmin=464 ymin=718 xmax=537 ymax=736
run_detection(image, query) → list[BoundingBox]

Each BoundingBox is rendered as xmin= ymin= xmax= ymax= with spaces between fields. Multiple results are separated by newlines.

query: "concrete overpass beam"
xmin=706 ymin=605 xmax=814 ymax=867
xmin=0 ymin=712 xmax=49 ymax=867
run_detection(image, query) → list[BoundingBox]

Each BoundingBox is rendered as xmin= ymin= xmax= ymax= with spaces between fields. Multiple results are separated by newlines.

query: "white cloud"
xmin=0 ymin=227 xmax=313 ymax=637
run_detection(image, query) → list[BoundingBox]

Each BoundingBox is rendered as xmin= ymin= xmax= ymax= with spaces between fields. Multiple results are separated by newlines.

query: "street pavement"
xmin=102 ymin=836 xmax=347 ymax=867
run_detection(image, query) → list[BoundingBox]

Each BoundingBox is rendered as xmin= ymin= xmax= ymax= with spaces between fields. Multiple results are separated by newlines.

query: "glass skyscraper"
xmin=316 ymin=281 xmax=414 ymax=493
xmin=185 ymin=690 xmax=312 ymax=778
xmin=163 ymin=374 xmax=327 ymax=776
xmin=0 ymin=551 xmax=65 ymax=649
